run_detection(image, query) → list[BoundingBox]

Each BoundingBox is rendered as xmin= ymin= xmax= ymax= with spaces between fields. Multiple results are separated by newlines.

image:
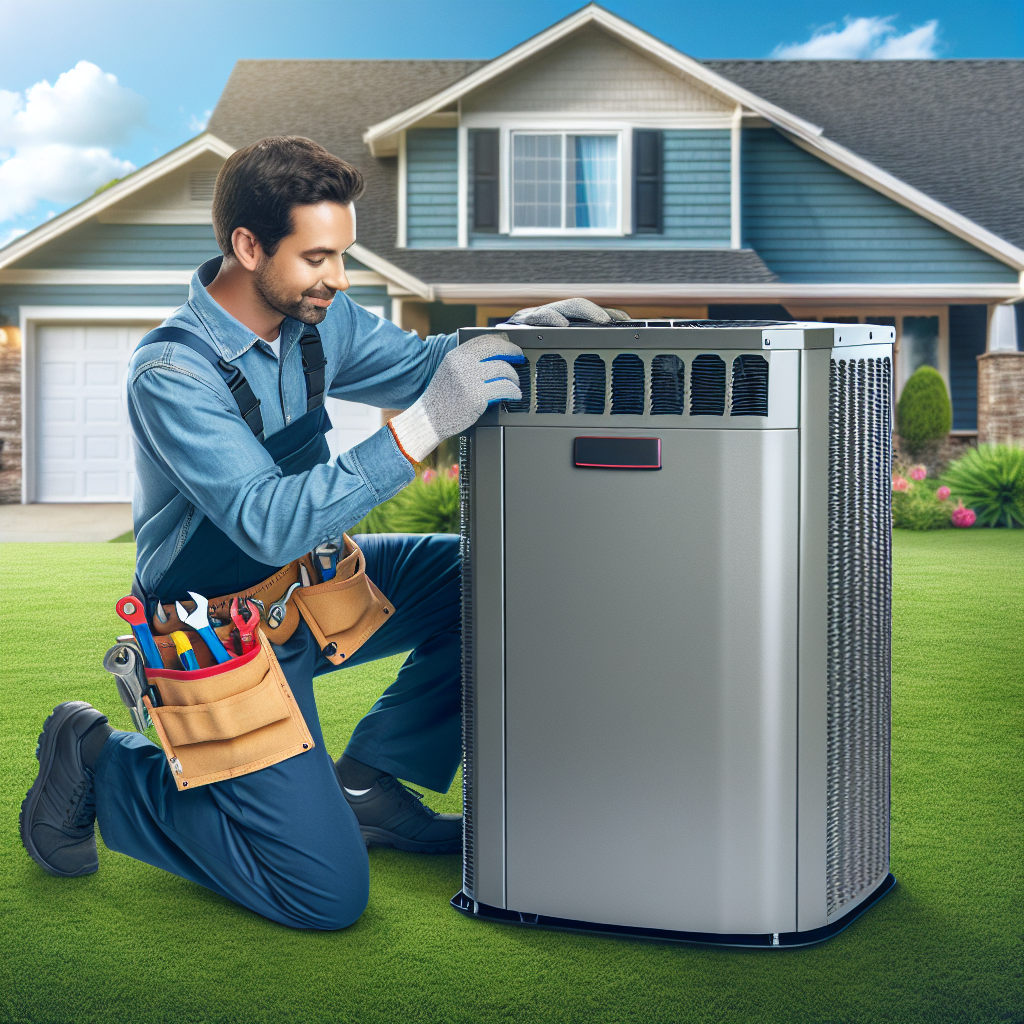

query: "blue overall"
xmin=93 ymin=400 xmax=462 ymax=930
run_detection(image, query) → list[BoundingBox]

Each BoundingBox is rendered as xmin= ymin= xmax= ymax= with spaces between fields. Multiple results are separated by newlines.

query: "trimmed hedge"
xmin=897 ymin=366 xmax=952 ymax=457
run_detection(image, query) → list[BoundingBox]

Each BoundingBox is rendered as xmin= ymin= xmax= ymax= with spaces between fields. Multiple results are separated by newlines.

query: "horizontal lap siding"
xmin=0 ymin=286 xmax=189 ymax=324
xmin=14 ymin=223 xmax=221 ymax=270
xmin=741 ymin=129 xmax=1017 ymax=283
xmin=407 ymin=128 xmax=459 ymax=248
xmin=662 ymin=130 xmax=731 ymax=246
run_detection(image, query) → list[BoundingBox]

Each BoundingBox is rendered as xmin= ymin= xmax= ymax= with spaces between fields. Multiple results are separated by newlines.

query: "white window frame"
xmin=507 ymin=129 xmax=625 ymax=237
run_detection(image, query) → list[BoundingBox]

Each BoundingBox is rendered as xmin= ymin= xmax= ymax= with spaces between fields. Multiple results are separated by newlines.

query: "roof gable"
xmin=463 ymin=23 xmax=731 ymax=116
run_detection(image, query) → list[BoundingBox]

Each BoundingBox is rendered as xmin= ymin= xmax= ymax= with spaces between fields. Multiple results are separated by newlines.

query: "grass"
xmin=1 ymin=532 xmax=1021 ymax=1024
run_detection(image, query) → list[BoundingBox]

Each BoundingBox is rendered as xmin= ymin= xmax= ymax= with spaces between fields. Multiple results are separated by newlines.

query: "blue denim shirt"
xmin=128 ymin=257 xmax=455 ymax=593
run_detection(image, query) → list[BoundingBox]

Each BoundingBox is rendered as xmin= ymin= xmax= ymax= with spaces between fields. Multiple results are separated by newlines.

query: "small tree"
xmin=897 ymin=366 xmax=952 ymax=461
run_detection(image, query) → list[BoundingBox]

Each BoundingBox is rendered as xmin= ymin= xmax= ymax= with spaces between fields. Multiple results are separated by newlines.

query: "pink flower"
xmin=422 ymin=468 xmax=437 ymax=483
xmin=910 ymin=464 xmax=927 ymax=481
xmin=892 ymin=476 xmax=910 ymax=492
xmin=447 ymin=463 xmax=459 ymax=479
xmin=951 ymin=500 xmax=976 ymax=528
xmin=936 ymin=486 xmax=951 ymax=501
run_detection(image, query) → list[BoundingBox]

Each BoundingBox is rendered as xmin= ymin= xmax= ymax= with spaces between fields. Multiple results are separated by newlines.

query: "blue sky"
xmin=1 ymin=0 xmax=1022 ymax=246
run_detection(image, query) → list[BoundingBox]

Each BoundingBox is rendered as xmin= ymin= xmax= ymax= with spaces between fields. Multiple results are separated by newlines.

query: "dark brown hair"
xmin=212 ymin=136 xmax=364 ymax=257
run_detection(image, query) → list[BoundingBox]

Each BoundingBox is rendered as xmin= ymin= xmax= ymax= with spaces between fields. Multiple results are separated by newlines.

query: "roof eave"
xmin=0 ymin=133 xmax=237 ymax=270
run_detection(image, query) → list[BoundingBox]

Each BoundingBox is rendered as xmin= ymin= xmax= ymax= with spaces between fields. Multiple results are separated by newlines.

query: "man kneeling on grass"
xmin=19 ymin=136 xmax=525 ymax=930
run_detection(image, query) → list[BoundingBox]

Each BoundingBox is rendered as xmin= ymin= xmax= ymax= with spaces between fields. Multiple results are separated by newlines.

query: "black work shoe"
xmin=336 ymin=766 xmax=462 ymax=855
xmin=20 ymin=702 xmax=108 ymax=878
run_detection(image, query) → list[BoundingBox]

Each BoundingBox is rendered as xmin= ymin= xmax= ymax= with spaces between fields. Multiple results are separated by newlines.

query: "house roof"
xmin=206 ymin=54 xmax=1023 ymax=284
xmin=704 ymin=60 xmax=1024 ymax=251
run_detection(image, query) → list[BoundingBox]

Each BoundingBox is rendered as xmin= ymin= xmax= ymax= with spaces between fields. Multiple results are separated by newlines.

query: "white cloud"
xmin=0 ymin=226 xmax=28 ymax=249
xmin=189 ymin=110 xmax=212 ymax=133
xmin=0 ymin=62 xmax=143 ymax=224
xmin=772 ymin=16 xmax=941 ymax=60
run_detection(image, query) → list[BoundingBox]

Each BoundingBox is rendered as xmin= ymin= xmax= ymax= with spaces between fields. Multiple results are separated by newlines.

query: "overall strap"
xmin=297 ymin=325 xmax=327 ymax=413
xmin=138 ymin=326 xmax=265 ymax=441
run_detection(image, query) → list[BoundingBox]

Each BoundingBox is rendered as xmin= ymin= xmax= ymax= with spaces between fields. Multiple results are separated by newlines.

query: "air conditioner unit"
xmin=452 ymin=320 xmax=896 ymax=948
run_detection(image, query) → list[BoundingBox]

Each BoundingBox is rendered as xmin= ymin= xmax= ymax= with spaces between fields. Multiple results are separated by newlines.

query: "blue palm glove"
xmin=390 ymin=334 xmax=525 ymax=462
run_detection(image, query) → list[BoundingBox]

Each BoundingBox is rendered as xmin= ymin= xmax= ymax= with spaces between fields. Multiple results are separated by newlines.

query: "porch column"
xmin=977 ymin=304 xmax=1024 ymax=444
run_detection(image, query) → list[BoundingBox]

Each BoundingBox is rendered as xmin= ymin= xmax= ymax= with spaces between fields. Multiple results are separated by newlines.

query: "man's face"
xmin=252 ymin=201 xmax=356 ymax=325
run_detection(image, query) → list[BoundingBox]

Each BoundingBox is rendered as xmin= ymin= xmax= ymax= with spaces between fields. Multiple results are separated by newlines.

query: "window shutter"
xmin=472 ymin=129 xmax=499 ymax=233
xmin=633 ymin=130 xmax=663 ymax=234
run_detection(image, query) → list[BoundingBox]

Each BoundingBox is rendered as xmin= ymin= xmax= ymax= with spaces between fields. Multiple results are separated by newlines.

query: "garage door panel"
xmin=35 ymin=323 xmax=155 ymax=502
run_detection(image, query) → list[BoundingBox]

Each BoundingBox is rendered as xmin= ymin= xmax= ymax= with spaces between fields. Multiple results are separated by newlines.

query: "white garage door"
xmin=35 ymin=323 xmax=156 ymax=502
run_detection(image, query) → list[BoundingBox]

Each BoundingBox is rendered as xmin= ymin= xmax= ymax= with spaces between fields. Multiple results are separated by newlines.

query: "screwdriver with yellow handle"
xmin=170 ymin=631 xmax=201 ymax=672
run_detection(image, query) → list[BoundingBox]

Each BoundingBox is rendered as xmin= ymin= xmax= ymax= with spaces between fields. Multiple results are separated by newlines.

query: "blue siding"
xmin=13 ymin=223 xmax=221 ymax=270
xmin=407 ymin=128 xmax=459 ymax=248
xmin=948 ymin=305 xmax=987 ymax=430
xmin=741 ymin=128 xmax=1017 ymax=283
xmin=467 ymin=128 xmax=732 ymax=249
xmin=661 ymin=130 xmax=731 ymax=246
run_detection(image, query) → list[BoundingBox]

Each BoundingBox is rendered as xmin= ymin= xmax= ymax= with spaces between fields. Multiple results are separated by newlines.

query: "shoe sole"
xmin=19 ymin=701 xmax=98 ymax=878
xmin=359 ymin=826 xmax=462 ymax=855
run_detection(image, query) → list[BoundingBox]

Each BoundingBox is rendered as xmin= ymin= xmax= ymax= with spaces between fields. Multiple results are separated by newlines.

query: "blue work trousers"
xmin=93 ymin=533 xmax=461 ymax=930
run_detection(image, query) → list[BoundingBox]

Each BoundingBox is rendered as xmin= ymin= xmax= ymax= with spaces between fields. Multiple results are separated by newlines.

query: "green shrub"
xmin=892 ymin=482 xmax=952 ymax=531
xmin=349 ymin=468 xmax=460 ymax=535
xmin=897 ymin=366 xmax=952 ymax=457
xmin=941 ymin=444 xmax=1024 ymax=528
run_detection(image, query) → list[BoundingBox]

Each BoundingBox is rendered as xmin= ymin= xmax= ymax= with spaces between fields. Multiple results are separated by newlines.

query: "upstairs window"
xmin=511 ymin=132 xmax=620 ymax=233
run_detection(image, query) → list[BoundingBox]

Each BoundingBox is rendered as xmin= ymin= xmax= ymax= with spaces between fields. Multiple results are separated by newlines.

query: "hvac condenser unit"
xmin=452 ymin=320 xmax=896 ymax=947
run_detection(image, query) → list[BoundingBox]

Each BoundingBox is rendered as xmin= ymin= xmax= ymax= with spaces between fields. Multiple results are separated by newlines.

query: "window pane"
xmin=513 ymin=134 xmax=562 ymax=228
xmin=567 ymin=135 xmax=617 ymax=229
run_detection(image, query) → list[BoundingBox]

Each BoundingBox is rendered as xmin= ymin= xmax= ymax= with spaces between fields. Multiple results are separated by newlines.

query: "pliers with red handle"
xmin=230 ymin=596 xmax=261 ymax=656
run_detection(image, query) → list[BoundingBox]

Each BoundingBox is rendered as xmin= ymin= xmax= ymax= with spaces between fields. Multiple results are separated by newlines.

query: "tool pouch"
xmin=293 ymin=534 xmax=395 ymax=666
xmin=142 ymin=629 xmax=314 ymax=791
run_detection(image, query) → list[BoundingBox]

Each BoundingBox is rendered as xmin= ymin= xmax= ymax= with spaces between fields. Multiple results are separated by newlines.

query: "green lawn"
xmin=1 ymin=531 xmax=1021 ymax=1024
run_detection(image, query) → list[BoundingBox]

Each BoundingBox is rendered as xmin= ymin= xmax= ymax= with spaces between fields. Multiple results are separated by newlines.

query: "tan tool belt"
xmin=142 ymin=535 xmax=393 ymax=787
xmin=151 ymin=534 xmax=394 ymax=659
xmin=143 ymin=629 xmax=314 ymax=791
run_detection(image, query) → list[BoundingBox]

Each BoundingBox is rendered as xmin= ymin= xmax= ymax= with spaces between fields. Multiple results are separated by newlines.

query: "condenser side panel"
xmin=463 ymin=426 xmax=506 ymax=907
xmin=502 ymin=426 xmax=799 ymax=935
xmin=797 ymin=349 xmax=830 ymax=931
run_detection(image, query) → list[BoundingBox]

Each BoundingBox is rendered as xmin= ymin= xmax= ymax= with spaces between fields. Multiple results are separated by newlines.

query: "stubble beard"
xmin=253 ymin=256 xmax=330 ymax=326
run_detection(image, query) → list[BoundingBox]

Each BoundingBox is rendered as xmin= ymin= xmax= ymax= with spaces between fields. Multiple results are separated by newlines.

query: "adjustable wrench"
xmin=267 ymin=582 xmax=302 ymax=630
xmin=103 ymin=641 xmax=153 ymax=732
xmin=175 ymin=591 xmax=233 ymax=664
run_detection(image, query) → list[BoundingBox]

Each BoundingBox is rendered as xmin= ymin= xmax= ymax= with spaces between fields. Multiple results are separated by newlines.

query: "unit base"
xmin=451 ymin=873 xmax=895 ymax=948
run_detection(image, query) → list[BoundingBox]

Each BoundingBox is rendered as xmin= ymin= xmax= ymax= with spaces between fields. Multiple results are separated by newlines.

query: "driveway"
xmin=0 ymin=503 xmax=133 ymax=542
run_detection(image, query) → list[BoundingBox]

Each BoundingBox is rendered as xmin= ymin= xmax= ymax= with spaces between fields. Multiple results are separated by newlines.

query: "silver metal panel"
xmin=501 ymin=426 xmax=799 ymax=934
xmin=464 ymin=426 xmax=507 ymax=906
xmin=797 ymin=349 xmax=830 ymax=931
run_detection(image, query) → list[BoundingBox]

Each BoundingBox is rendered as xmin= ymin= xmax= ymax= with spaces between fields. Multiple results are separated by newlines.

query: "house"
xmin=1 ymin=4 xmax=1021 ymax=504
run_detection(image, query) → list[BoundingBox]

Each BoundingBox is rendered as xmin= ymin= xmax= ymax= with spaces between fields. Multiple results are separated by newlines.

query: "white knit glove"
xmin=507 ymin=298 xmax=630 ymax=327
xmin=390 ymin=334 xmax=525 ymax=463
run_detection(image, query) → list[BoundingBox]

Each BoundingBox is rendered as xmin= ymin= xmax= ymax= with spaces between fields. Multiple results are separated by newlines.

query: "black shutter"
xmin=633 ymin=130 xmax=663 ymax=234
xmin=472 ymin=129 xmax=499 ymax=233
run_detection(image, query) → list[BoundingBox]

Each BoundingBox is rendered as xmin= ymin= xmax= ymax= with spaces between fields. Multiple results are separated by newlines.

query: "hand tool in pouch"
xmin=103 ymin=640 xmax=157 ymax=731
xmin=170 ymin=631 xmax=201 ymax=672
xmin=175 ymin=591 xmax=233 ymax=664
xmin=115 ymin=596 xmax=165 ymax=669
xmin=315 ymin=542 xmax=339 ymax=582
xmin=230 ymin=596 xmax=260 ymax=655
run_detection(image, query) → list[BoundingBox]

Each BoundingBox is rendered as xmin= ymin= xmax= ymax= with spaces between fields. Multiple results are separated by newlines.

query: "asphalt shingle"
xmin=206 ymin=55 xmax=1023 ymax=285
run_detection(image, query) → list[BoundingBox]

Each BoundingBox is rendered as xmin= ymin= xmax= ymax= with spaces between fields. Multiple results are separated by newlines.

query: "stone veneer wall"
xmin=977 ymin=352 xmax=1024 ymax=445
xmin=0 ymin=328 xmax=21 ymax=504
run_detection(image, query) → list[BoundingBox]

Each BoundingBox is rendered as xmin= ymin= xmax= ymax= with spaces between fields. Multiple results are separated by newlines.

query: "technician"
xmin=20 ymin=135 xmax=620 ymax=930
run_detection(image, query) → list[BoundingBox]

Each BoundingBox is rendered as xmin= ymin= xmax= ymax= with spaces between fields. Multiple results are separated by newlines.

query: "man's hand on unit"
xmin=389 ymin=334 xmax=525 ymax=463
xmin=507 ymin=298 xmax=630 ymax=327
